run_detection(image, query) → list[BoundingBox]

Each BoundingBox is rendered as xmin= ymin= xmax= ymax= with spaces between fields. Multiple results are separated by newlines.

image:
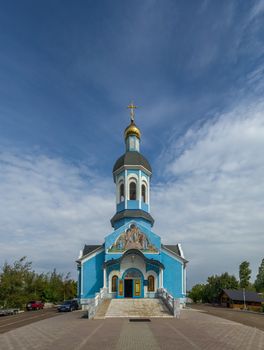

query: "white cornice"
xmin=178 ymin=243 xmax=185 ymax=258
xmin=161 ymin=246 xmax=188 ymax=264
xmin=113 ymin=165 xmax=152 ymax=178
xmin=77 ymin=246 xmax=104 ymax=264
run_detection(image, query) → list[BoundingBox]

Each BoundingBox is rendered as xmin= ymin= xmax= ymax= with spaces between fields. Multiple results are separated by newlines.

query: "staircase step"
xmin=94 ymin=299 xmax=111 ymax=319
xmin=105 ymin=298 xmax=173 ymax=318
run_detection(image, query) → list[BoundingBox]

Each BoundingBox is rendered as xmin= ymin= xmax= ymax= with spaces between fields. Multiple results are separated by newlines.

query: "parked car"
xmin=57 ymin=300 xmax=79 ymax=312
xmin=0 ymin=308 xmax=20 ymax=316
xmin=26 ymin=300 xmax=44 ymax=311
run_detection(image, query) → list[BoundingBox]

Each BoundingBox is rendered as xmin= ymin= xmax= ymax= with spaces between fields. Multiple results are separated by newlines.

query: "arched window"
xmin=141 ymin=184 xmax=146 ymax=203
xmin=148 ymin=275 xmax=155 ymax=292
xmin=119 ymin=183 xmax=124 ymax=202
xmin=129 ymin=181 xmax=136 ymax=200
xmin=112 ymin=275 xmax=118 ymax=292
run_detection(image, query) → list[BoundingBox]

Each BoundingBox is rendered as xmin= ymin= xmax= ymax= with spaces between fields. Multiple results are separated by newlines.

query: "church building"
xmin=77 ymin=105 xmax=187 ymax=304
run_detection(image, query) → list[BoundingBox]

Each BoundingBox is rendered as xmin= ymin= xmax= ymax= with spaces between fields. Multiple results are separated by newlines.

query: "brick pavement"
xmin=0 ymin=309 xmax=263 ymax=349
xmin=191 ymin=304 xmax=264 ymax=331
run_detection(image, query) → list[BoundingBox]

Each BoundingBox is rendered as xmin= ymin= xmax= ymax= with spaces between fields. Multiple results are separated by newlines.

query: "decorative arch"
xmin=147 ymin=275 xmax=155 ymax=292
xmin=117 ymin=177 xmax=125 ymax=203
xmin=108 ymin=270 xmax=121 ymax=293
xmin=111 ymin=275 xmax=118 ymax=292
xmin=145 ymin=270 xmax=158 ymax=291
xmin=119 ymin=183 xmax=125 ymax=202
xmin=122 ymin=268 xmax=144 ymax=280
xmin=108 ymin=224 xmax=158 ymax=253
xmin=141 ymin=177 xmax=148 ymax=204
xmin=127 ymin=174 xmax=138 ymax=201
xmin=141 ymin=183 xmax=146 ymax=203
xmin=129 ymin=181 xmax=137 ymax=200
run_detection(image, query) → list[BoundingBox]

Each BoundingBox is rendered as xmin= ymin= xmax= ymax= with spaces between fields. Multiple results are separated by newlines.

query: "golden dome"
xmin=124 ymin=121 xmax=141 ymax=140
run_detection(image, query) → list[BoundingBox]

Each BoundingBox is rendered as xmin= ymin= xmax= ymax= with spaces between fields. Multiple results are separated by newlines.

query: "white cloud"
xmin=0 ymin=152 xmax=114 ymax=277
xmin=152 ymin=99 xmax=264 ymax=286
xmin=250 ymin=0 xmax=264 ymax=21
xmin=1 ymin=100 xmax=264 ymax=287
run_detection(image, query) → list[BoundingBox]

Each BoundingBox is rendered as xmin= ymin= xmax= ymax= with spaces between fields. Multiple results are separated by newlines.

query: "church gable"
xmin=108 ymin=223 xmax=158 ymax=253
xmin=105 ymin=221 xmax=161 ymax=256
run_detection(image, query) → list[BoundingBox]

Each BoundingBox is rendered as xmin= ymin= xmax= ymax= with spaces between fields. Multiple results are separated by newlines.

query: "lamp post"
xmin=243 ymin=288 xmax=246 ymax=310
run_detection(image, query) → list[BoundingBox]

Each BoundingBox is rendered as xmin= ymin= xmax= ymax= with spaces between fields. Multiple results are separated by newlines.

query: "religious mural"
xmin=108 ymin=224 xmax=158 ymax=253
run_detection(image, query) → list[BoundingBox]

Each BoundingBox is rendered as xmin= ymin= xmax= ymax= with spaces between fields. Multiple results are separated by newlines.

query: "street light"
xmin=243 ymin=288 xmax=246 ymax=310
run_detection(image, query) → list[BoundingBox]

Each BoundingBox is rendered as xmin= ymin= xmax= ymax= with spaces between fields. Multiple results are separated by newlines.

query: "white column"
xmin=184 ymin=265 xmax=187 ymax=295
xmin=125 ymin=169 xmax=128 ymax=209
xmin=103 ymin=267 xmax=107 ymax=289
xmin=182 ymin=265 xmax=184 ymax=294
xmin=139 ymin=170 xmax=142 ymax=209
xmin=148 ymin=178 xmax=150 ymax=212
xmin=159 ymin=268 xmax=163 ymax=288
xmin=77 ymin=268 xmax=80 ymax=297
xmin=116 ymin=175 xmax=119 ymax=205
xmin=81 ymin=265 xmax=83 ymax=295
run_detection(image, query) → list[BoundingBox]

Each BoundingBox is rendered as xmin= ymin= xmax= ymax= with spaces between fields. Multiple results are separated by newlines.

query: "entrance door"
xmin=124 ymin=279 xmax=133 ymax=298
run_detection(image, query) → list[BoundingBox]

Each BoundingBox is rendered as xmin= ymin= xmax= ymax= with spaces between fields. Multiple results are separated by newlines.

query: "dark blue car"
xmin=57 ymin=300 xmax=79 ymax=312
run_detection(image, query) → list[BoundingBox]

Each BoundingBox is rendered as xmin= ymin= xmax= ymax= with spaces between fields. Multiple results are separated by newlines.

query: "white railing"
xmin=81 ymin=287 xmax=107 ymax=319
xmin=157 ymin=288 xmax=181 ymax=318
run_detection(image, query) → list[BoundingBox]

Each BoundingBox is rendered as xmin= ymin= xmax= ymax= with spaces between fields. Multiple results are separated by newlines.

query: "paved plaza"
xmin=0 ymin=307 xmax=264 ymax=350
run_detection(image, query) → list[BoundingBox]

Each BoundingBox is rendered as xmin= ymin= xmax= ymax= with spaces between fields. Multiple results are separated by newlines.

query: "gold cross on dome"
xmin=127 ymin=102 xmax=137 ymax=122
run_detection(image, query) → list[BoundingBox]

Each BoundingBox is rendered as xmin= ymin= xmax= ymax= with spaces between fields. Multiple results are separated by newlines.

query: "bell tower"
xmin=111 ymin=103 xmax=154 ymax=230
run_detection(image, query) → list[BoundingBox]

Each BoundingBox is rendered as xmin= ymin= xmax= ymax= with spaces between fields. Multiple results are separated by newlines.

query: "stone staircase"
xmin=94 ymin=298 xmax=173 ymax=319
xmin=94 ymin=299 xmax=111 ymax=319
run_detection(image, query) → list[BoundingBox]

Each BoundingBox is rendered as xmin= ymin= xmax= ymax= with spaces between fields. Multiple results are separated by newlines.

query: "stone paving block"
xmin=0 ymin=308 xmax=264 ymax=350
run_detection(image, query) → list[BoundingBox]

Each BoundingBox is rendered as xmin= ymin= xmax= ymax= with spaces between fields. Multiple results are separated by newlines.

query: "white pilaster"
xmin=103 ymin=267 xmax=107 ymax=289
xmin=184 ymin=265 xmax=187 ymax=295
xmin=148 ymin=180 xmax=150 ymax=212
xmin=115 ymin=175 xmax=118 ymax=204
xmin=182 ymin=265 xmax=184 ymax=294
xmin=159 ymin=268 xmax=164 ymax=288
xmin=125 ymin=169 xmax=128 ymax=209
xmin=81 ymin=265 xmax=83 ymax=295
xmin=139 ymin=169 xmax=142 ymax=209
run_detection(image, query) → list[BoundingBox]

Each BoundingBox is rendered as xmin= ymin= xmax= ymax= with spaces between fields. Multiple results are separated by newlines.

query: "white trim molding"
xmin=161 ymin=246 xmax=188 ymax=264
xmin=108 ymin=270 xmax=121 ymax=293
xmin=145 ymin=270 xmax=158 ymax=293
xmin=79 ymin=247 xmax=104 ymax=264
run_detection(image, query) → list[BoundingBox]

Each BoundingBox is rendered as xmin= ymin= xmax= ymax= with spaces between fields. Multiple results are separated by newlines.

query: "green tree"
xmin=42 ymin=270 xmax=77 ymax=302
xmin=239 ymin=261 xmax=251 ymax=289
xmin=42 ymin=269 xmax=64 ymax=302
xmin=0 ymin=257 xmax=77 ymax=308
xmin=203 ymin=272 xmax=239 ymax=303
xmin=189 ymin=284 xmax=206 ymax=303
xmin=63 ymin=273 xmax=77 ymax=301
xmin=254 ymin=258 xmax=264 ymax=292
xmin=0 ymin=257 xmax=33 ymax=308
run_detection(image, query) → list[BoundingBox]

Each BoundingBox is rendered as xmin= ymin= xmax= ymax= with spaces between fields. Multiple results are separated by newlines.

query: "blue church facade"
xmin=77 ymin=106 xmax=187 ymax=305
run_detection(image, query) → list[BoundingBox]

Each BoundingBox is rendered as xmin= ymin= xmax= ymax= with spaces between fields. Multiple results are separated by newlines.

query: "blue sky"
xmin=0 ymin=0 xmax=264 ymax=288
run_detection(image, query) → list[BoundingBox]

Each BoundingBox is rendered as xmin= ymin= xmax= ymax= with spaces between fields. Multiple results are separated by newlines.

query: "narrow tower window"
xmin=148 ymin=275 xmax=155 ymax=292
xmin=141 ymin=184 xmax=146 ymax=203
xmin=119 ymin=183 xmax=124 ymax=202
xmin=112 ymin=275 xmax=118 ymax=292
xmin=129 ymin=181 xmax=137 ymax=200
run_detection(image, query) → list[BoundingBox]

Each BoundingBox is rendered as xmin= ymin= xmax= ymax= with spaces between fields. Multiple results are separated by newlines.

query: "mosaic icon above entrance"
xmin=108 ymin=224 xmax=158 ymax=253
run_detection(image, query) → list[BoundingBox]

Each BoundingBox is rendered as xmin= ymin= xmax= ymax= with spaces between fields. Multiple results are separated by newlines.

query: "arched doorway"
xmin=122 ymin=268 xmax=144 ymax=298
